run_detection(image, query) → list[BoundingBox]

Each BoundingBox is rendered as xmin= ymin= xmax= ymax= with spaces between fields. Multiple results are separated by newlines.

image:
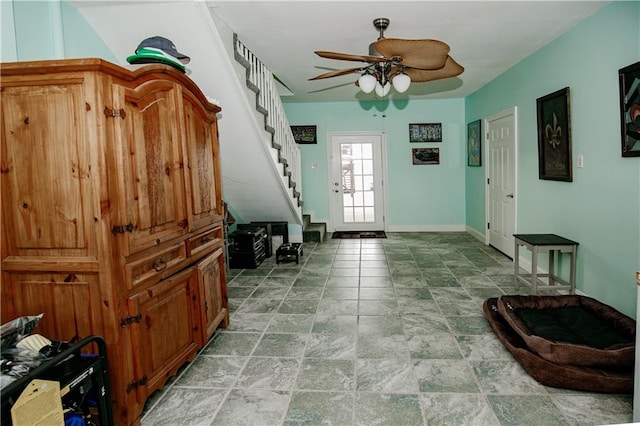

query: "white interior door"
xmin=485 ymin=107 xmax=517 ymax=257
xmin=330 ymin=133 xmax=385 ymax=232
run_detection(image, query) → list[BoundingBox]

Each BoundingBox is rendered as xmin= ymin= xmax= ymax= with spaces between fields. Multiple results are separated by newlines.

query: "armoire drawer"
xmin=187 ymin=226 xmax=223 ymax=258
xmin=125 ymin=242 xmax=187 ymax=290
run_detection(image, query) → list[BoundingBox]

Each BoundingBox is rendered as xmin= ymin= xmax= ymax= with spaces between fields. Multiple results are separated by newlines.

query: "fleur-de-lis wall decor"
xmin=545 ymin=112 xmax=563 ymax=149
xmin=536 ymin=87 xmax=572 ymax=181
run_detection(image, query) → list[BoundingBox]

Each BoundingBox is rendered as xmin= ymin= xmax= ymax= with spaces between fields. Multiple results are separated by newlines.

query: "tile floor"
xmin=141 ymin=232 xmax=633 ymax=426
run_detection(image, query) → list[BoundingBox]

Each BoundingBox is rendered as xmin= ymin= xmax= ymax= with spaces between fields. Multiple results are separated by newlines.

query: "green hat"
xmin=127 ymin=47 xmax=187 ymax=72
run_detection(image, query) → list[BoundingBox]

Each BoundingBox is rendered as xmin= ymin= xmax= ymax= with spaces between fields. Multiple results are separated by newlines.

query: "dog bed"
xmin=497 ymin=295 xmax=635 ymax=368
xmin=483 ymin=298 xmax=634 ymax=393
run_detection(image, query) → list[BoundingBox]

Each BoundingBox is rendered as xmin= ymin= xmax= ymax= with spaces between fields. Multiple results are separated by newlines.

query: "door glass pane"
xmin=362 ymin=159 xmax=373 ymax=175
xmin=353 ymin=159 xmax=363 ymax=175
xmin=363 ymin=191 xmax=374 ymax=206
xmin=362 ymin=144 xmax=373 ymax=159
xmin=343 ymin=208 xmax=354 ymax=222
xmin=340 ymin=142 xmax=376 ymax=224
xmin=364 ymin=207 xmax=375 ymax=221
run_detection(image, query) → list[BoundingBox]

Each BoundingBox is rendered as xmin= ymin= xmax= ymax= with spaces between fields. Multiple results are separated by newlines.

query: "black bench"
xmin=276 ymin=243 xmax=303 ymax=264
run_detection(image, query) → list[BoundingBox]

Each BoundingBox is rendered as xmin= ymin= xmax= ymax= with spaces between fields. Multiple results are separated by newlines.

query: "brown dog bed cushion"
xmin=497 ymin=295 xmax=635 ymax=368
xmin=483 ymin=298 xmax=633 ymax=394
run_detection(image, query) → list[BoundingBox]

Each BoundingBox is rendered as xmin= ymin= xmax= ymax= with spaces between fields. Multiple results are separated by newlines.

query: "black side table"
xmin=513 ymin=233 xmax=578 ymax=294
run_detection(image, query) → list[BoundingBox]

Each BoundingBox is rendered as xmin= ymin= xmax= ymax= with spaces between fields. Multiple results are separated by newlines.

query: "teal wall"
xmin=284 ymin=99 xmax=466 ymax=230
xmin=1 ymin=0 xmax=116 ymax=63
xmin=465 ymin=1 xmax=640 ymax=316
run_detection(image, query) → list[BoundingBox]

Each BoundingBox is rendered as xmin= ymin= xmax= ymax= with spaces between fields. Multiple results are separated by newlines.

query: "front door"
xmin=486 ymin=107 xmax=517 ymax=257
xmin=330 ymin=133 xmax=386 ymax=232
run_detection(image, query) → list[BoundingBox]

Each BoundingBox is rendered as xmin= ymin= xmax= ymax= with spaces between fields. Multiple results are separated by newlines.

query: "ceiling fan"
xmin=310 ymin=18 xmax=464 ymax=96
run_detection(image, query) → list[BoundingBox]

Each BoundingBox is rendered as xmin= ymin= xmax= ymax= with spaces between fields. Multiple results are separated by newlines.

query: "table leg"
xmin=514 ymin=241 xmax=520 ymax=291
xmin=569 ymin=247 xmax=577 ymax=294
xmin=548 ymin=250 xmax=556 ymax=287
xmin=531 ymin=245 xmax=538 ymax=294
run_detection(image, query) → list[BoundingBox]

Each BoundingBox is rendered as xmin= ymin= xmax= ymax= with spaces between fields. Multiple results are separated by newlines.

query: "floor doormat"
xmin=332 ymin=231 xmax=387 ymax=239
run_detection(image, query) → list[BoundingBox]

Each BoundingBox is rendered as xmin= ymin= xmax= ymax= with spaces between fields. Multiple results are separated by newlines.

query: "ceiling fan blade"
xmin=309 ymin=67 xmax=363 ymax=80
xmin=374 ymin=38 xmax=450 ymax=70
xmin=315 ymin=51 xmax=385 ymax=63
xmin=403 ymin=56 xmax=464 ymax=82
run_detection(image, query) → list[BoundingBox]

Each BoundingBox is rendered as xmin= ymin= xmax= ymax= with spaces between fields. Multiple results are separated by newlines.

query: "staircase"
xmin=232 ymin=34 xmax=303 ymax=211
xmin=302 ymin=214 xmax=328 ymax=243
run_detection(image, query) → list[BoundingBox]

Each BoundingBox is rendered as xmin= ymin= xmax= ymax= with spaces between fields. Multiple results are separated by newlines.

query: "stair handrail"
xmin=234 ymin=35 xmax=302 ymax=206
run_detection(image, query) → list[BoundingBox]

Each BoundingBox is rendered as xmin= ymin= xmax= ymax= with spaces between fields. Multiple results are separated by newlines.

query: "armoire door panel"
xmin=196 ymin=248 xmax=228 ymax=344
xmin=182 ymin=96 xmax=222 ymax=230
xmin=1 ymin=82 xmax=91 ymax=255
xmin=119 ymin=82 xmax=188 ymax=255
xmin=126 ymin=267 xmax=200 ymax=402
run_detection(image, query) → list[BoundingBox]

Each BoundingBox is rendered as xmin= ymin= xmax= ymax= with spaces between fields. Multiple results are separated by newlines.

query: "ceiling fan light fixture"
xmin=375 ymin=81 xmax=391 ymax=97
xmin=392 ymin=72 xmax=411 ymax=93
xmin=358 ymin=73 xmax=377 ymax=93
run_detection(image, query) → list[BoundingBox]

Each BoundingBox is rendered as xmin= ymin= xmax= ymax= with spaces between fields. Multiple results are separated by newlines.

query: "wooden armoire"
xmin=1 ymin=58 xmax=229 ymax=425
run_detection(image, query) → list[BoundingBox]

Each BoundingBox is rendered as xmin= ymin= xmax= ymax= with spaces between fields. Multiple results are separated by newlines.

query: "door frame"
xmin=484 ymin=107 xmax=518 ymax=252
xmin=327 ymin=131 xmax=388 ymax=232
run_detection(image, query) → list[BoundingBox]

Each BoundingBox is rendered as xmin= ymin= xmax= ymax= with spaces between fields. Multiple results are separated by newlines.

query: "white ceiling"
xmin=206 ymin=0 xmax=609 ymax=103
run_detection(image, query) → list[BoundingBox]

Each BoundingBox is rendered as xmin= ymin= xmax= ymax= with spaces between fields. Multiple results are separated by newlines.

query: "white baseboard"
xmin=465 ymin=225 xmax=485 ymax=242
xmin=386 ymin=224 xmax=466 ymax=232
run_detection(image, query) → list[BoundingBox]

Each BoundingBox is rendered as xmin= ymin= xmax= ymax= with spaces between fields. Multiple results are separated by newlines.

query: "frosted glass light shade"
xmin=358 ymin=74 xmax=377 ymax=93
xmin=374 ymin=82 xmax=391 ymax=97
xmin=392 ymin=73 xmax=411 ymax=93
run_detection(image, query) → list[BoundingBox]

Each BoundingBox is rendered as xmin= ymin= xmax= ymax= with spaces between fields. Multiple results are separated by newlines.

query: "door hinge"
xmin=487 ymin=222 xmax=490 ymax=230
xmin=487 ymin=178 xmax=490 ymax=185
xmin=126 ymin=375 xmax=148 ymax=393
xmin=104 ymin=107 xmax=126 ymax=119
xmin=120 ymin=314 xmax=142 ymax=328
xmin=112 ymin=223 xmax=134 ymax=234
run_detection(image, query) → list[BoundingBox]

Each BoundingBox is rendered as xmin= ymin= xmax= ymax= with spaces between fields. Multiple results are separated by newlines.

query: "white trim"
xmin=466 ymin=225 xmax=485 ymax=242
xmin=387 ymin=224 xmax=466 ymax=232
xmin=484 ymin=106 xmax=518 ymax=251
xmin=327 ymin=131 xmax=388 ymax=232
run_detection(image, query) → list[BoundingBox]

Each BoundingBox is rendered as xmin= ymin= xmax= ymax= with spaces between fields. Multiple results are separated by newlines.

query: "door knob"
xmin=506 ymin=194 xmax=514 ymax=198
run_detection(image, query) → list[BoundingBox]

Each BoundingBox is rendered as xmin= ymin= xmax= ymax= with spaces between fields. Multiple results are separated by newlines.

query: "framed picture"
xmin=619 ymin=61 xmax=640 ymax=157
xmin=291 ymin=125 xmax=317 ymax=144
xmin=467 ymin=119 xmax=482 ymax=167
xmin=412 ymin=147 xmax=440 ymax=165
xmin=409 ymin=123 xmax=442 ymax=142
xmin=536 ymin=87 xmax=572 ymax=182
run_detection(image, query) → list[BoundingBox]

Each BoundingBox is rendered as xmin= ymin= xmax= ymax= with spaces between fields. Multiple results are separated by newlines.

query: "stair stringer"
xmin=231 ymin=33 xmax=303 ymax=208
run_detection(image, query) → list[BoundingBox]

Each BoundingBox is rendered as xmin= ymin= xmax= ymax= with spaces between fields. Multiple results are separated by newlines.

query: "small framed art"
xmin=291 ymin=125 xmax=317 ymax=144
xmin=409 ymin=123 xmax=442 ymax=142
xmin=536 ymin=87 xmax=572 ymax=182
xmin=412 ymin=148 xmax=440 ymax=165
xmin=619 ymin=61 xmax=640 ymax=157
xmin=467 ymin=119 xmax=482 ymax=167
